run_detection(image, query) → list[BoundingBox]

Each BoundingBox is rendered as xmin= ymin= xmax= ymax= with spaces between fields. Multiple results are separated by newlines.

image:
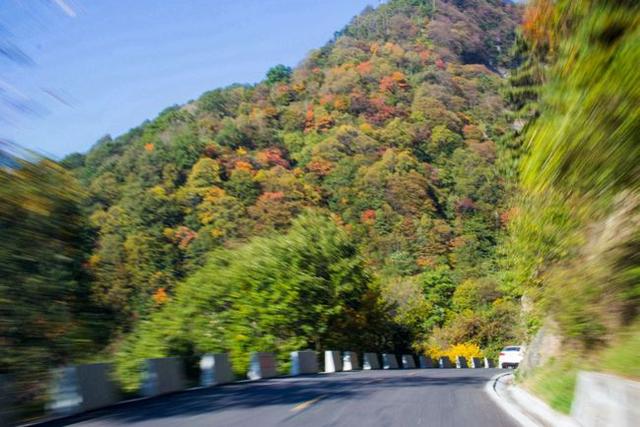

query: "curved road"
xmin=42 ymin=369 xmax=517 ymax=427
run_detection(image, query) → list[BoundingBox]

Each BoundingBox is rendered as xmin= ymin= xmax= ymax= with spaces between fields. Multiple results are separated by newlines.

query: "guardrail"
xmin=290 ymin=351 xmax=318 ymax=376
xmin=47 ymin=363 xmax=120 ymax=416
xmin=401 ymin=354 xmax=416 ymax=369
xmin=382 ymin=353 xmax=399 ymax=369
xmin=26 ymin=351 xmax=496 ymax=426
xmin=489 ymin=370 xmax=640 ymax=427
xmin=324 ymin=350 xmax=342 ymax=373
xmin=247 ymin=352 xmax=278 ymax=380
xmin=455 ymin=356 xmax=468 ymax=369
xmin=438 ymin=357 xmax=453 ymax=368
xmin=470 ymin=357 xmax=483 ymax=368
xmin=419 ymin=355 xmax=434 ymax=368
xmin=200 ymin=353 xmax=234 ymax=386
xmin=571 ymin=371 xmax=640 ymax=427
xmin=363 ymin=352 xmax=381 ymax=370
xmin=342 ymin=351 xmax=360 ymax=371
xmin=142 ymin=357 xmax=186 ymax=397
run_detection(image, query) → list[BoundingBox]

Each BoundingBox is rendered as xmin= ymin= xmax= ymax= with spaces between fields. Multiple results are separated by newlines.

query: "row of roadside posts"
xmin=41 ymin=351 xmax=494 ymax=420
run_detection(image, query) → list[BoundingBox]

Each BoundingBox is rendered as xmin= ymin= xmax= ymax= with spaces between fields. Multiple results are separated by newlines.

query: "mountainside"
xmin=3 ymin=0 xmax=640 ymax=418
xmin=56 ymin=0 xmax=521 ymax=385
xmin=500 ymin=0 xmax=640 ymax=413
xmin=0 ymin=0 xmax=522 ymax=403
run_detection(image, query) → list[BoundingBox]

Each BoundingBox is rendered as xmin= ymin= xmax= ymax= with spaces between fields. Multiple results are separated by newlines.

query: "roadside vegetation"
xmin=505 ymin=0 xmax=640 ymax=412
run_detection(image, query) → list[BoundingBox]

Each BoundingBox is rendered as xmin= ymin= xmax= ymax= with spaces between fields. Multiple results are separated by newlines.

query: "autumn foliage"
xmin=22 ymin=0 xmax=522 ymax=401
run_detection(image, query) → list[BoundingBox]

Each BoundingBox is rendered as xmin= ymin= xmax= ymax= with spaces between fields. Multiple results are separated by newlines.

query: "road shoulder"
xmin=485 ymin=372 xmax=578 ymax=427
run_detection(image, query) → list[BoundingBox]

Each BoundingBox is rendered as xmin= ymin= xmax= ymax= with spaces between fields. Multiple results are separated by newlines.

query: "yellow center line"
xmin=290 ymin=394 xmax=326 ymax=412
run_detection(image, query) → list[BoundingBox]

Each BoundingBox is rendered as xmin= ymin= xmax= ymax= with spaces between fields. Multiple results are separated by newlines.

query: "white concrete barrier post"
xmin=290 ymin=351 xmax=318 ymax=376
xmin=382 ymin=353 xmax=399 ymax=369
xmin=571 ymin=371 xmax=640 ymax=427
xmin=342 ymin=351 xmax=360 ymax=371
xmin=484 ymin=357 xmax=494 ymax=368
xmin=142 ymin=357 xmax=186 ymax=397
xmin=49 ymin=363 xmax=120 ymax=415
xmin=419 ymin=356 xmax=434 ymax=368
xmin=455 ymin=356 xmax=468 ymax=368
xmin=401 ymin=354 xmax=416 ymax=369
xmin=324 ymin=350 xmax=343 ymax=373
xmin=247 ymin=352 xmax=278 ymax=380
xmin=470 ymin=357 xmax=483 ymax=368
xmin=363 ymin=353 xmax=381 ymax=370
xmin=438 ymin=357 xmax=453 ymax=368
xmin=200 ymin=353 xmax=234 ymax=386
xmin=48 ymin=367 xmax=81 ymax=415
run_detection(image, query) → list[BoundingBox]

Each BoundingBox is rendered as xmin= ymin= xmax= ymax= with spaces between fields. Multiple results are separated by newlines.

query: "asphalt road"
xmin=42 ymin=368 xmax=518 ymax=427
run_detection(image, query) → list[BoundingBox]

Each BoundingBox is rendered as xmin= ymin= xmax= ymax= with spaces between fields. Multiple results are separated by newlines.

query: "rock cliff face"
xmin=518 ymin=320 xmax=562 ymax=376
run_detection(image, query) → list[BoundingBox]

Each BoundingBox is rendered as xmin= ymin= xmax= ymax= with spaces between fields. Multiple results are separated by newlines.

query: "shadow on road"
xmin=38 ymin=370 xmax=501 ymax=426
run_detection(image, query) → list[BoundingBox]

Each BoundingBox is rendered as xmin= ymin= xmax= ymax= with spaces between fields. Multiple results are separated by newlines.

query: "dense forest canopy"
xmin=61 ymin=0 xmax=521 ymax=375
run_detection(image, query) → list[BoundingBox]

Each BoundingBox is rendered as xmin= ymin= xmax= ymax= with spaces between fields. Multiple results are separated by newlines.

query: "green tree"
xmin=0 ymin=152 xmax=106 ymax=412
xmin=265 ymin=64 xmax=292 ymax=86
xmin=116 ymin=212 xmax=392 ymax=389
xmin=420 ymin=266 xmax=457 ymax=331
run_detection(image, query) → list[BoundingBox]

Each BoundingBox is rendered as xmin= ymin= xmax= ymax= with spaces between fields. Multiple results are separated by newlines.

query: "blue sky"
xmin=0 ymin=0 xmax=375 ymax=158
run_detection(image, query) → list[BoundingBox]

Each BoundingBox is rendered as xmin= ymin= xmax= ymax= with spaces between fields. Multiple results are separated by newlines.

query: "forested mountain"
xmin=4 ymin=0 xmax=526 ymax=406
xmin=59 ymin=0 xmax=515 ymax=353
xmin=51 ymin=0 xmax=521 ymax=387
xmin=4 ymin=0 xmax=638 ymax=417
